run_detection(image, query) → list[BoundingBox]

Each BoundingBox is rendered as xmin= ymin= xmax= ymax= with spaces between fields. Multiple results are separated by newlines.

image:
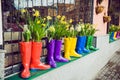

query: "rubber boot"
xmin=88 ymin=36 xmax=98 ymax=51
xmin=81 ymin=36 xmax=90 ymax=53
xmin=113 ymin=32 xmax=117 ymax=40
xmin=116 ymin=32 xmax=120 ymax=39
xmin=47 ymin=39 xmax=56 ymax=68
xmin=109 ymin=32 xmax=114 ymax=41
xmin=19 ymin=42 xmax=31 ymax=78
xmin=76 ymin=36 xmax=83 ymax=54
xmin=54 ymin=40 xmax=69 ymax=62
xmin=69 ymin=37 xmax=82 ymax=57
xmin=86 ymin=36 xmax=91 ymax=50
xmin=116 ymin=32 xmax=119 ymax=38
xmin=30 ymin=42 xmax=50 ymax=70
xmin=64 ymin=38 xmax=71 ymax=60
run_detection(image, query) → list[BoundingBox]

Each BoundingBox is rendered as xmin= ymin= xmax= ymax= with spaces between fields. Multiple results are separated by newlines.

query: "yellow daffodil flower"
xmin=81 ymin=24 xmax=84 ymax=28
xmin=70 ymin=26 xmax=74 ymax=31
xmin=33 ymin=10 xmax=40 ymax=17
xmin=37 ymin=20 xmax=40 ymax=24
xmin=44 ymin=18 xmax=46 ymax=21
xmin=21 ymin=9 xmax=26 ymax=13
xmin=61 ymin=16 xmax=66 ymax=21
xmin=75 ymin=24 xmax=81 ymax=32
xmin=49 ymin=26 xmax=55 ymax=32
xmin=42 ymin=24 xmax=46 ymax=27
xmin=47 ymin=16 xmax=52 ymax=20
xmin=66 ymin=24 xmax=70 ymax=28
xmin=60 ymin=21 xmax=67 ymax=24
xmin=57 ymin=15 xmax=61 ymax=19
xmin=69 ymin=19 xmax=73 ymax=23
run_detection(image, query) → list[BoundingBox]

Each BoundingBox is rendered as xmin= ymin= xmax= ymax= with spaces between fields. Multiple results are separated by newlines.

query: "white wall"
xmin=93 ymin=0 xmax=109 ymax=36
xmin=32 ymin=35 xmax=120 ymax=80
xmin=0 ymin=0 xmax=3 ymax=45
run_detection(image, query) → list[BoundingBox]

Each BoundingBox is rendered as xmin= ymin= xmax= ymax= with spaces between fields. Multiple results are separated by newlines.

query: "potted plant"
xmin=53 ymin=15 xmax=69 ymax=62
xmin=29 ymin=10 xmax=51 ymax=71
xmin=18 ymin=9 xmax=51 ymax=78
xmin=63 ymin=19 xmax=82 ymax=60
xmin=19 ymin=25 xmax=32 ymax=78
xmin=96 ymin=5 xmax=104 ymax=14
xmin=46 ymin=25 xmax=57 ymax=68
xmin=109 ymin=24 xmax=119 ymax=41
xmin=75 ymin=23 xmax=90 ymax=54
xmin=116 ymin=26 xmax=120 ymax=39
xmin=103 ymin=15 xmax=111 ymax=23
xmin=85 ymin=24 xmax=98 ymax=51
xmin=46 ymin=15 xmax=68 ymax=68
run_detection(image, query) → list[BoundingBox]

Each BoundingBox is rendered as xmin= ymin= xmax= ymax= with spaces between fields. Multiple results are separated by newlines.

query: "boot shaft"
xmin=113 ymin=32 xmax=117 ymax=39
xmin=86 ymin=36 xmax=91 ymax=46
xmin=110 ymin=32 xmax=114 ymax=39
xmin=116 ymin=32 xmax=120 ymax=38
xmin=47 ymin=39 xmax=55 ymax=60
xmin=70 ymin=37 xmax=77 ymax=50
xmin=81 ymin=36 xmax=87 ymax=49
xmin=47 ymin=39 xmax=55 ymax=55
xmin=76 ymin=36 xmax=83 ymax=48
xmin=54 ymin=40 xmax=62 ymax=57
xmin=64 ymin=38 xmax=71 ymax=50
xmin=31 ymin=42 xmax=42 ymax=63
xmin=89 ymin=36 xmax=94 ymax=46
xmin=19 ymin=42 xmax=32 ymax=63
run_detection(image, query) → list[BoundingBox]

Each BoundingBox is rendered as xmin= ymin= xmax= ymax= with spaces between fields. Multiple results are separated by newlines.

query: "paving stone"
xmin=94 ymin=50 xmax=120 ymax=80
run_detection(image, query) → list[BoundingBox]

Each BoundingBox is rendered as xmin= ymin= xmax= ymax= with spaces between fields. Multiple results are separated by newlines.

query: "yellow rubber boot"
xmin=64 ymin=38 xmax=71 ymax=60
xmin=113 ymin=32 xmax=117 ymax=40
xmin=70 ymin=37 xmax=82 ymax=57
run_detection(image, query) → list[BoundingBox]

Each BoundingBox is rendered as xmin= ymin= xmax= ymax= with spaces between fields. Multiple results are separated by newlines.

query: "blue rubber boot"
xmin=76 ymin=36 xmax=83 ymax=54
xmin=81 ymin=36 xmax=90 ymax=53
xmin=110 ymin=32 xmax=114 ymax=41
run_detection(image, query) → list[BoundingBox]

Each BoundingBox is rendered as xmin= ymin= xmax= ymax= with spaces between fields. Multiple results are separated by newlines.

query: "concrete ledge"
xmin=33 ymin=35 xmax=120 ymax=80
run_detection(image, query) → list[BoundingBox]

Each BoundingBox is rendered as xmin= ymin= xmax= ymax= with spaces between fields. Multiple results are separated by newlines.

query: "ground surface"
xmin=95 ymin=49 xmax=120 ymax=80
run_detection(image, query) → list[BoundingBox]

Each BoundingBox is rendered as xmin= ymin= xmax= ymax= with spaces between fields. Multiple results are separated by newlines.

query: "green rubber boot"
xmin=88 ymin=36 xmax=98 ymax=51
xmin=86 ymin=36 xmax=91 ymax=50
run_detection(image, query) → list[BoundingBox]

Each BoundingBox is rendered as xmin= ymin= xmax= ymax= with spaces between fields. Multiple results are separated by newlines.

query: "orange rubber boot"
xmin=30 ymin=42 xmax=50 ymax=70
xmin=20 ymin=42 xmax=32 ymax=78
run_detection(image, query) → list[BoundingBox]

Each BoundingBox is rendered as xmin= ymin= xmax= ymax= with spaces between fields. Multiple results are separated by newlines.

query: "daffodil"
xmin=42 ymin=24 xmax=46 ymax=27
xmin=69 ymin=19 xmax=73 ymax=23
xmin=33 ymin=10 xmax=40 ymax=17
xmin=66 ymin=24 xmax=70 ymax=28
xmin=47 ymin=16 xmax=52 ymax=20
xmin=21 ymin=9 xmax=26 ymax=13
xmin=49 ymin=26 xmax=55 ymax=32
xmin=81 ymin=24 xmax=84 ymax=28
xmin=60 ymin=21 xmax=67 ymax=24
xmin=61 ymin=16 xmax=66 ymax=21
xmin=75 ymin=24 xmax=81 ymax=32
xmin=70 ymin=26 xmax=74 ymax=31
xmin=57 ymin=15 xmax=61 ymax=19
xmin=36 ymin=20 xmax=40 ymax=24
xmin=44 ymin=18 xmax=46 ymax=21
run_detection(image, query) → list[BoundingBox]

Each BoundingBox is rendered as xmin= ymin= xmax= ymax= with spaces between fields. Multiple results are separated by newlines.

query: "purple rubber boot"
xmin=47 ymin=39 xmax=57 ymax=68
xmin=116 ymin=32 xmax=120 ymax=38
xmin=54 ymin=40 xmax=69 ymax=62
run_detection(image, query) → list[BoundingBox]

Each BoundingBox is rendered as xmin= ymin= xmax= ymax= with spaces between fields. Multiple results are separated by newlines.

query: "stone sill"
xmin=5 ymin=50 xmax=98 ymax=80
